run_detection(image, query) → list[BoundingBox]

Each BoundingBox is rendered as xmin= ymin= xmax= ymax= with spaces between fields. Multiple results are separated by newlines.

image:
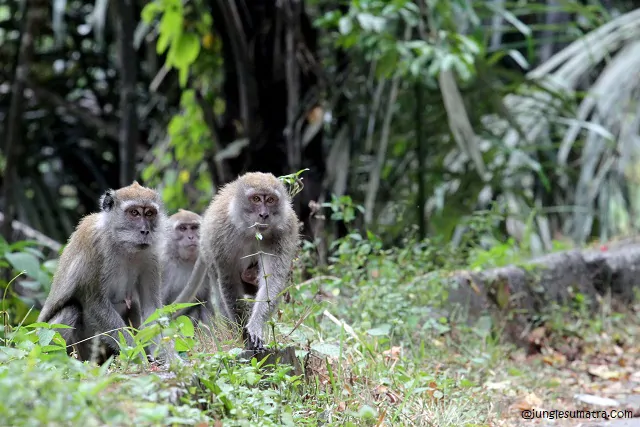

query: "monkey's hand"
xmin=242 ymin=326 xmax=265 ymax=352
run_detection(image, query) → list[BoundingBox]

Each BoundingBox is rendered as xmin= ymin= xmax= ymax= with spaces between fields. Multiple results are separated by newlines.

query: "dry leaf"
xmin=528 ymin=327 xmax=546 ymax=344
xmin=485 ymin=381 xmax=511 ymax=390
xmin=337 ymin=401 xmax=347 ymax=412
xmin=383 ymin=346 xmax=402 ymax=362
xmin=588 ymin=365 xmax=624 ymax=380
xmin=543 ymin=351 xmax=567 ymax=366
xmin=373 ymin=385 xmax=401 ymax=404
xmin=510 ymin=393 xmax=543 ymax=411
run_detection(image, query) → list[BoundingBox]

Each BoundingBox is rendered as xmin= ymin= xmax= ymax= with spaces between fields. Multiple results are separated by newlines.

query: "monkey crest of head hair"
xmin=237 ymin=172 xmax=289 ymax=199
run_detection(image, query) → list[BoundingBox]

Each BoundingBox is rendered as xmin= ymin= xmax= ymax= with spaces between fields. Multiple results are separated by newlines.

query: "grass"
xmin=1 ymin=221 xmax=639 ymax=426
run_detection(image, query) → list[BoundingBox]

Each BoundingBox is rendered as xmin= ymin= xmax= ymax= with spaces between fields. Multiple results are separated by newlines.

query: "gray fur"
xmin=161 ymin=210 xmax=215 ymax=325
xmin=172 ymin=172 xmax=300 ymax=351
xmin=37 ymin=182 xmax=167 ymax=364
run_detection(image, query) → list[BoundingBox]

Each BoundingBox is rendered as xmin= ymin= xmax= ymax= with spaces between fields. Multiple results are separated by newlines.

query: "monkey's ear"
xmin=100 ymin=190 xmax=115 ymax=212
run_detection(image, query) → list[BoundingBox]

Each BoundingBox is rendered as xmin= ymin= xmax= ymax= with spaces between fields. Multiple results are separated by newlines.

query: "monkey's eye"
xmin=191 ymin=225 xmax=199 ymax=231
xmin=178 ymin=225 xmax=187 ymax=231
xmin=129 ymin=209 xmax=140 ymax=217
xmin=251 ymin=195 xmax=261 ymax=203
xmin=144 ymin=210 xmax=155 ymax=218
xmin=265 ymin=196 xmax=277 ymax=205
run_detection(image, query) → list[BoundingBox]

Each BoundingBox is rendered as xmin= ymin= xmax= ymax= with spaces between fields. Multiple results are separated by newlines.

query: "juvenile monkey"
xmin=173 ymin=172 xmax=300 ymax=351
xmin=37 ymin=181 xmax=167 ymax=363
xmin=161 ymin=209 xmax=215 ymax=325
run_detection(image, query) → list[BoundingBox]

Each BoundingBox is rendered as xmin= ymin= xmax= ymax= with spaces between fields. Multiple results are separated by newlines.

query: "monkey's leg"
xmin=216 ymin=271 xmax=241 ymax=323
xmin=83 ymin=294 xmax=133 ymax=354
xmin=48 ymin=304 xmax=88 ymax=359
xmin=197 ymin=299 xmax=215 ymax=326
xmin=171 ymin=257 xmax=207 ymax=315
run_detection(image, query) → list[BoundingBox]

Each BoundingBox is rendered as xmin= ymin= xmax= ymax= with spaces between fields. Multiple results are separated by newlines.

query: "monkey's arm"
xmin=244 ymin=253 xmax=293 ymax=350
xmin=83 ymin=286 xmax=134 ymax=352
xmin=216 ymin=265 xmax=242 ymax=322
xmin=170 ymin=256 xmax=207 ymax=319
xmin=138 ymin=258 xmax=175 ymax=360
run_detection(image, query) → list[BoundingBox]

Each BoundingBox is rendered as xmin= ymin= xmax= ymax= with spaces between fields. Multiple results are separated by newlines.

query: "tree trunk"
xmin=209 ymin=0 xmax=325 ymax=238
xmin=2 ymin=0 xmax=45 ymax=241
xmin=112 ymin=0 xmax=139 ymax=186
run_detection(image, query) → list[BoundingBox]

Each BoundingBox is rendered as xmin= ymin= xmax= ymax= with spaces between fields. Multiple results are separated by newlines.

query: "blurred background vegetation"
xmin=5 ymin=1 xmax=640 ymax=424
xmin=2 ymin=0 xmax=640 ymax=321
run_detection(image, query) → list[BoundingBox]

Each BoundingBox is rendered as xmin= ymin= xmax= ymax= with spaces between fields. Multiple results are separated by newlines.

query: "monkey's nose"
xmin=140 ymin=230 xmax=150 ymax=236
xmin=259 ymin=213 xmax=269 ymax=220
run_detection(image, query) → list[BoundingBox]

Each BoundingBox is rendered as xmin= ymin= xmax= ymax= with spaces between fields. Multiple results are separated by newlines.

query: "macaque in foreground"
xmin=173 ymin=172 xmax=300 ymax=351
xmin=38 ymin=182 xmax=168 ymax=363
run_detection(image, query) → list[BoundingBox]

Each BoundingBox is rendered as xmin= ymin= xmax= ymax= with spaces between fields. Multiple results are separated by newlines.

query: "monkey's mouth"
xmin=136 ymin=243 xmax=151 ymax=250
xmin=256 ymin=224 xmax=269 ymax=231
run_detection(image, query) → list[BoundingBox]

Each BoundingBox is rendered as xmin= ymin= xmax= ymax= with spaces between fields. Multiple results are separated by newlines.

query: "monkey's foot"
xmin=242 ymin=327 xmax=265 ymax=352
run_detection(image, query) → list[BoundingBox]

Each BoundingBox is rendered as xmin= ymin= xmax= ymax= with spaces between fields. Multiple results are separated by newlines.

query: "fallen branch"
xmin=0 ymin=211 xmax=63 ymax=252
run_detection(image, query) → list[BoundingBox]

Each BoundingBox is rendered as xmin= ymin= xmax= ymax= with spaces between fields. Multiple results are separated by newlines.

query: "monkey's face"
xmin=173 ymin=221 xmax=200 ymax=262
xmin=242 ymin=191 xmax=283 ymax=236
xmin=117 ymin=204 xmax=160 ymax=250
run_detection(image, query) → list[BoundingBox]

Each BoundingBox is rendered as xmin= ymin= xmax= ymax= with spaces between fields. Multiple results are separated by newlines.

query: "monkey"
xmin=161 ymin=209 xmax=216 ymax=325
xmin=37 ymin=181 xmax=168 ymax=364
xmin=241 ymin=261 xmax=260 ymax=295
xmin=172 ymin=172 xmax=300 ymax=352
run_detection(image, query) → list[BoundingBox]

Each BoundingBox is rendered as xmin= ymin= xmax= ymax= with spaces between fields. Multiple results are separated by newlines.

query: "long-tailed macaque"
xmin=161 ymin=209 xmax=215 ymax=325
xmin=172 ymin=172 xmax=300 ymax=351
xmin=37 ymin=181 xmax=167 ymax=363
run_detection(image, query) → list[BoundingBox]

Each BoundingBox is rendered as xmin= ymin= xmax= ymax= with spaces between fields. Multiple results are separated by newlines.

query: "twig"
xmin=363 ymin=26 xmax=409 ymax=225
xmin=0 ymin=211 xmax=63 ymax=252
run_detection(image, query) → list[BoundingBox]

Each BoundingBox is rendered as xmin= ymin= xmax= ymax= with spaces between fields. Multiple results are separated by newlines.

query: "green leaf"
xmin=377 ymin=48 xmax=398 ymax=79
xmin=18 ymin=280 xmax=41 ymax=290
xmin=37 ymin=328 xmax=56 ymax=346
xmin=173 ymin=32 xmax=201 ymax=67
xmin=366 ymin=324 xmax=391 ymax=337
xmin=157 ymin=31 xmax=171 ymax=55
xmin=22 ymin=247 xmax=44 ymax=259
xmin=141 ymin=3 xmax=162 ymax=23
xmin=5 ymin=252 xmax=41 ymax=279
xmin=178 ymin=66 xmax=189 ymax=88
xmin=176 ymin=315 xmax=195 ymax=337
xmin=42 ymin=259 xmax=58 ymax=274
xmin=356 ymin=405 xmax=377 ymax=419
xmin=338 ymin=16 xmax=352 ymax=35
xmin=310 ymin=343 xmax=341 ymax=358
xmin=356 ymin=13 xmax=385 ymax=32
xmin=474 ymin=315 xmax=492 ymax=338
xmin=175 ymin=337 xmax=195 ymax=352
xmin=157 ymin=10 xmax=182 ymax=54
